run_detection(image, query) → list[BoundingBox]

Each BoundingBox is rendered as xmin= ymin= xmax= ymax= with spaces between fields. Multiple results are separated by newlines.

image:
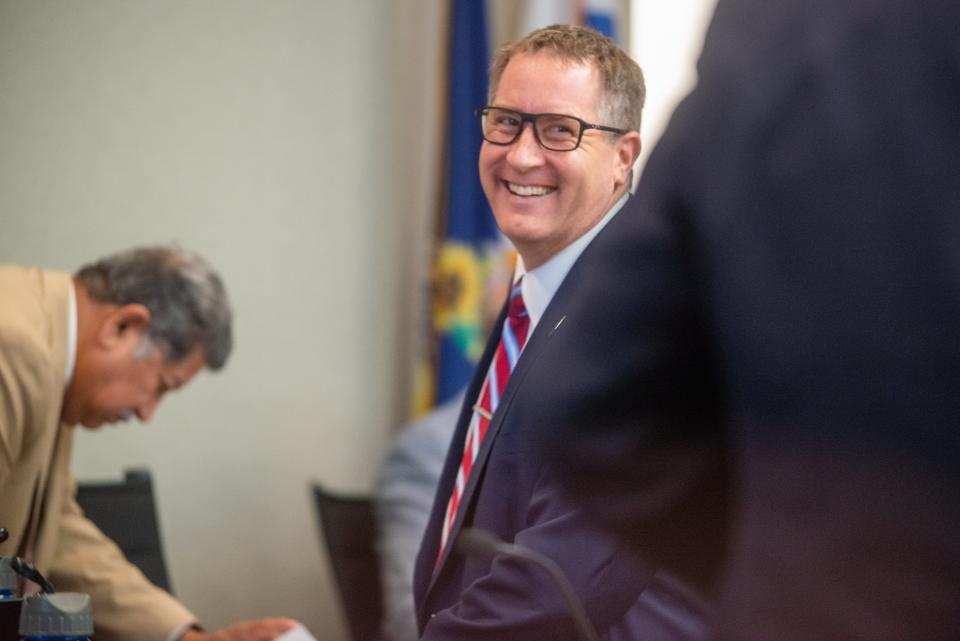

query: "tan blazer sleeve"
xmin=48 ymin=478 xmax=197 ymax=641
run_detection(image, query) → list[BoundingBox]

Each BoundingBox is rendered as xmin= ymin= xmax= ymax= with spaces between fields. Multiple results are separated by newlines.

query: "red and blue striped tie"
xmin=439 ymin=279 xmax=530 ymax=558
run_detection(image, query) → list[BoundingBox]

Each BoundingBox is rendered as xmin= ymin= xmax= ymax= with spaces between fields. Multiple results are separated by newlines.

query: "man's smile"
xmin=505 ymin=181 xmax=556 ymax=197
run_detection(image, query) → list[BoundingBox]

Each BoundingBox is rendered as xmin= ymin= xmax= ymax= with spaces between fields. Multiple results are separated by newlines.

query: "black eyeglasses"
xmin=476 ymin=106 xmax=629 ymax=152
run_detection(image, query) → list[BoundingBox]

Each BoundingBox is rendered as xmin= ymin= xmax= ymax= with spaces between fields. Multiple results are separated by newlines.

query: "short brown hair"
xmin=488 ymin=24 xmax=645 ymax=132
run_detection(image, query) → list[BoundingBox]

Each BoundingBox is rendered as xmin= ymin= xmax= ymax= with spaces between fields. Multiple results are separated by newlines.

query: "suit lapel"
xmin=415 ymin=303 xmax=506 ymax=614
xmin=423 ymin=287 xmax=573 ymax=595
xmin=414 ymin=210 xmax=619 ymax=628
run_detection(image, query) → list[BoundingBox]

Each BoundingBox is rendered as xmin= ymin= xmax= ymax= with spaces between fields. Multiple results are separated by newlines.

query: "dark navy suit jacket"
xmin=535 ymin=0 xmax=960 ymax=639
xmin=413 ymin=228 xmax=714 ymax=641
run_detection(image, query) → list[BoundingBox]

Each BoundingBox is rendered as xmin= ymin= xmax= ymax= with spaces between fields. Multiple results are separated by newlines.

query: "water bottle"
xmin=18 ymin=593 xmax=93 ymax=641
xmin=0 ymin=557 xmax=15 ymax=600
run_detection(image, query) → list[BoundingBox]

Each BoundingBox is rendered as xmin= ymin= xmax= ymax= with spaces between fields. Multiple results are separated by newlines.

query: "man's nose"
xmin=506 ymin=123 xmax=545 ymax=168
xmin=136 ymin=397 xmax=159 ymax=422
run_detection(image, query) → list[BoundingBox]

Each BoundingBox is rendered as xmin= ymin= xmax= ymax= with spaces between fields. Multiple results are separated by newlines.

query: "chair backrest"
xmin=311 ymin=483 xmax=382 ymax=641
xmin=0 ymin=598 xmax=20 ymax=641
xmin=75 ymin=468 xmax=173 ymax=593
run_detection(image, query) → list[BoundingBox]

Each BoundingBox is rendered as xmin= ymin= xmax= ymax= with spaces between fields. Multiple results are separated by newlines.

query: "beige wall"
xmin=0 ymin=0 xmax=445 ymax=636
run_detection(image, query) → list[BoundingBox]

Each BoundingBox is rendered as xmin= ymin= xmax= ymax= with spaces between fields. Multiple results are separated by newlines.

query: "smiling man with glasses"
xmin=413 ymin=24 xmax=712 ymax=641
xmin=475 ymin=34 xmax=641 ymax=271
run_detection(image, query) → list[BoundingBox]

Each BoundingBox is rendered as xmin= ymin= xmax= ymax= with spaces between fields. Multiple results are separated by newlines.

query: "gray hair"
xmin=489 ymin=24 xmax=646 ymax=132
xmin=76 ymin=246 xmax=233 ymax=370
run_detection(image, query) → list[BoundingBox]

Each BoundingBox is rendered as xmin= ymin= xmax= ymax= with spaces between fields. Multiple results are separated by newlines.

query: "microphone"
xmin=10 ymin=557 xmax=55 ymax=594
xmin=456 ymin=528 xmax=601 ymax=641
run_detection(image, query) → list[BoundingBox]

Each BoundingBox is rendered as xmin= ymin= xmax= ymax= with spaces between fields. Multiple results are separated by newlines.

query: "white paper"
xmin=275 ymin=624 xmax=320 ymax=641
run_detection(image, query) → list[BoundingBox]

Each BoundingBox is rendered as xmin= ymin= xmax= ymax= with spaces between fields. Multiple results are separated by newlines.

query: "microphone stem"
xmin=494 ymin=540 xmax=602 ymax=641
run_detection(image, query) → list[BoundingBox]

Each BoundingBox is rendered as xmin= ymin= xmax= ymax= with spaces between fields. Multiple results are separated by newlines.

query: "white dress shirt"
xmin=515 ymin=193 xmax=628 ymax=338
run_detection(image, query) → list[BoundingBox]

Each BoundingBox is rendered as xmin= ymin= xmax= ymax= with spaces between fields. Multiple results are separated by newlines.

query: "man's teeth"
xmin=507 ymin=182 xmax=555 ymax=197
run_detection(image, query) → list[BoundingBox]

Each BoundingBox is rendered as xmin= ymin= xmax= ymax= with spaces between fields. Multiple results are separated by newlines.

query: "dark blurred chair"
xmin=0 ymin=599 xmax=19 ymax=641
xmin=76 ymin=468 xmax=173 ymax=593
xmin=311 ymin=483 xmax=382 ymax=641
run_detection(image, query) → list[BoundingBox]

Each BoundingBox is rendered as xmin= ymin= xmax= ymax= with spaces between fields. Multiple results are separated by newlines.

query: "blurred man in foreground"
xmin=534 ymin=0 xmax=960 ymax=638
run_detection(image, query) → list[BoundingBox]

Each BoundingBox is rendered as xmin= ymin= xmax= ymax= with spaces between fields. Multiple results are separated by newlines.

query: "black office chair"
xmin=75 ymin=468 xmax=173 ymax=593
xmin=311 ymin=483 xmax=382 ymax=641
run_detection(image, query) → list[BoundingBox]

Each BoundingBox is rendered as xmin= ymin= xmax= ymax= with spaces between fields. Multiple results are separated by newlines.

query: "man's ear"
xmin=614 ymin=131 xmax=642 ymax=185
xmin=97 ymin=304 xmax=152 ymax=349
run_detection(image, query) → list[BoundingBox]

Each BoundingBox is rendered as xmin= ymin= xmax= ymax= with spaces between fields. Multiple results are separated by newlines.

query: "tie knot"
xmin=507 ymin=280 xmax=527 ymax=323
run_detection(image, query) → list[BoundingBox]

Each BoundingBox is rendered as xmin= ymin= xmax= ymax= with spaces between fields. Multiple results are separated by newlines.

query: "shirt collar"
xmin=65 ymin=279 xmax=77 ymax=386
xmin=515 ymin=193 xmax=629 ymax=336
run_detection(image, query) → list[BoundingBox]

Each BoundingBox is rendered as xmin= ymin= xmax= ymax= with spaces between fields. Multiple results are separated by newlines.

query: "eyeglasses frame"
xmin=475 ymin=106 xmax=630 ymax=152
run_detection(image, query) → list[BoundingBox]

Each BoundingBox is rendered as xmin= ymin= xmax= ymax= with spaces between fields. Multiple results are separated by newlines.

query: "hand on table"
xmin=180 ymin=618 xmax=300 ymax=641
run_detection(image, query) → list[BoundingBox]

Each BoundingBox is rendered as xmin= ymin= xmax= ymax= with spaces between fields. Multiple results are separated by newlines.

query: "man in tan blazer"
xmin=0 ymin=247 xmax=296 ymax=641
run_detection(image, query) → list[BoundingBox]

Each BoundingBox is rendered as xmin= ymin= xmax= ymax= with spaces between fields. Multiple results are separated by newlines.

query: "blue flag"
xmin=583 ymin=0 xmax=619 ymax=40
xmin=426 ymin=0 xmax=505 ymax=409
xmin=522 ymin=0 xmax=620 ymax=41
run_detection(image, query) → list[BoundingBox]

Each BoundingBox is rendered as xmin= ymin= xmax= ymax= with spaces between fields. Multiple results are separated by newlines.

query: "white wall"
xmin=631 ymin=0 xmax=718 ymax=172
xmin=0 ymin=1 xmax=445 ymax=637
